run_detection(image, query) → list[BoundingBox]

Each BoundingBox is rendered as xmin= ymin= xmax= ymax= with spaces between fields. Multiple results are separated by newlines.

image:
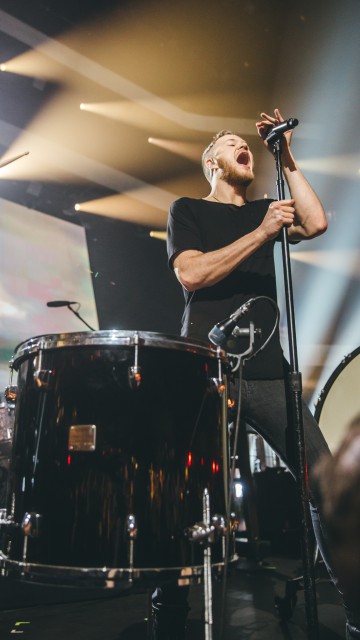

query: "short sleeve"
xmin=166 ymin=198 xmax=204 ymax=269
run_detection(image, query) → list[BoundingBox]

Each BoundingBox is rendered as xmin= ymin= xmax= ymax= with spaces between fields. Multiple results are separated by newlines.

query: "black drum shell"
xmin=5 ymin=332 xmax=229 ymax=572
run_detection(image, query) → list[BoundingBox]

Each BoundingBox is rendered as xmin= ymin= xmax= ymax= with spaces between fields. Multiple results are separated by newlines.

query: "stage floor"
xmin=0 ymin=555 xmax=345 ymax=639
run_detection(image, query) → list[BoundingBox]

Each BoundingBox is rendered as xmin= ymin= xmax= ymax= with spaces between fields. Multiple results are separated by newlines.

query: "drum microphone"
xmin=265 ymin=118 xmax=299 ymax=145
xmin=208 ymin=298 xmax=257 ymax=348
xmin=46 ymin=300 xmax=95 ymax=330
xmin=46 ymin=300 xmax=78 ymax=307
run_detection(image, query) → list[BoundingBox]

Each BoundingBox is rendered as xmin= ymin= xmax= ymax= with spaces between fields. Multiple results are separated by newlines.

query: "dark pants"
xmin=239 ymin=377 xmax=360 ymax=638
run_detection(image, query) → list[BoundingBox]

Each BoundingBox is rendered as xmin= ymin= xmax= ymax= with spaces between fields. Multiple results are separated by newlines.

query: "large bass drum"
xmin=0 ymin=331 xmax=230 ymax=587
xmin=315 ymin=346 xmax=360 ymax=453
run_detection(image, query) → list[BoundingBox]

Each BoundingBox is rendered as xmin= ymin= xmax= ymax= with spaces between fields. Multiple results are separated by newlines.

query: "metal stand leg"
xmin=203 ymin=488 xmax=213 ymax=640
xmin=237 ymin=422 xmax=262 ymax=562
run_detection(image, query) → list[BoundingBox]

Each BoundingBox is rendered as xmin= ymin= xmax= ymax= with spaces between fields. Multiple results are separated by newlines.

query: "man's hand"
xmin=256 ymin=108 xmax=293 ymax=153
xmin=259 ymin=199 xmax=296 ymax=240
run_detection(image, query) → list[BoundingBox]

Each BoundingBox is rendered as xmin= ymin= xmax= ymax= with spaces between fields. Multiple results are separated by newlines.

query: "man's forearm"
xmin=174 ymin=228 xmax=267 ymax=291
xmin=282 ymin=148 xmax=328 ymax=239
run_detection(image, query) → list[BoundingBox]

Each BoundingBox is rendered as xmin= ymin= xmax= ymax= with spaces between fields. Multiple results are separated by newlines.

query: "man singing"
xmin=167 ymin=108 xmax=359 ymax=638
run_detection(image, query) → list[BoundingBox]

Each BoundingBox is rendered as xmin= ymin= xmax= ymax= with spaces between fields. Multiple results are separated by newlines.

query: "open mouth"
xmin=236 ymin=151 xmax=249 ymax=166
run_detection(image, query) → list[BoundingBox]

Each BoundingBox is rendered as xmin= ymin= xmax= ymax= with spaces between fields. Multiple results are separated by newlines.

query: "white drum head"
xmin=315 ymin=348 xmax=360 ymax=453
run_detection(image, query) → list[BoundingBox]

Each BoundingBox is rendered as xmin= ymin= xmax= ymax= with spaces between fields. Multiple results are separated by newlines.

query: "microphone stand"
xmin=271 ymin=137 xmax=318 ymax=639
xmin=67 ymin=303 xmax=95 ymax=331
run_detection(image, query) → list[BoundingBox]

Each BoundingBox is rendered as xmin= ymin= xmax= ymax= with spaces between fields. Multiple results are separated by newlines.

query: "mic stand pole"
xmin=67 ymin=304 xmax=95 ymax=331
xmin=272 ymin=138 xmax=318 ymax=639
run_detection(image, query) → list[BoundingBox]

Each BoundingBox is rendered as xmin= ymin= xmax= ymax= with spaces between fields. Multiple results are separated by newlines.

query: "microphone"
xmin=46 ymin=300 xmax=78 ymax=307
xmin=265 ymin=118 xmax=299 ymax=145
xmin=208 ymin=298 xmax=255 ymax=348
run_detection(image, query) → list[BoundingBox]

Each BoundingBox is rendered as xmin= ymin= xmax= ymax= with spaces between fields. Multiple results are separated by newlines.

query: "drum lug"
xmin=22 ymin=512 xmax=42 ymax=538
xmin=128 ymin=332 xmax=142 ymax=388
xmin=125 ymin=514 xmax=138 ymax=539
xmin=186 ymin=514 xmax=226 ymax=544
xmin=185 ymin=522 xmax=216 ymax=544
xmin=0 ymin=509 xmax=14 ymax=527
xmin=33 ymin=347 xmax=52 ymax=388
xmin=211 ymin=514 xmax=227 ymax=538
xmin=128 ymin=366 xmax=142 ymax=389
xmin=33 ymin=369 xmax=52 ymax=389
xmin=208 ymin=377 xmax=226 ymax=396
xmin=4 ymin=385 xmax=17 ymax=407
xmin=125 ymin=514 xmax=138 ymax=583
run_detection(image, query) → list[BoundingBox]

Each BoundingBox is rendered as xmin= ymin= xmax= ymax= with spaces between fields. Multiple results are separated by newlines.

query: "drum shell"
xmin=5 ymin=333 xmax=229 ymax=572
xmin=315 ymin=346 xmax=360 ymax=453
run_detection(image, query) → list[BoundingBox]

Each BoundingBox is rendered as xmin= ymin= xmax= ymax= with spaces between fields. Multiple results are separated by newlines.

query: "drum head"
xmin=315 ymin=347 xmax=360 ymax=453
xmin=12 ymin=330 xmax=225 ymax=369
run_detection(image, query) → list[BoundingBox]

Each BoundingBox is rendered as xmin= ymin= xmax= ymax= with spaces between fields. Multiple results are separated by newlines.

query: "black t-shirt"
xmin=167 ymin=196 xmax=287 ymax=379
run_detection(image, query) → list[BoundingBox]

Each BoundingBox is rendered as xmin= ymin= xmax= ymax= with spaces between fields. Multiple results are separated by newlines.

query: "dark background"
xmin=0 ymin=0 xmax=360 ymax=399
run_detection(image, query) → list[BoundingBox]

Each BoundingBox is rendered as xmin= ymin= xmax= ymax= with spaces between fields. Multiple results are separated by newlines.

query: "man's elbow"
xmin=175 ymin=267 xmax=201 ymax=292
xmin=311 ymin=217 xmax=328 ymax=238
xmin=314 ymin=205 xmax=328 ymax=234
xmin=179 ymin=274 xmax=202 ymax=292
xmin=302 ymin=211 xmax=328 ymax=239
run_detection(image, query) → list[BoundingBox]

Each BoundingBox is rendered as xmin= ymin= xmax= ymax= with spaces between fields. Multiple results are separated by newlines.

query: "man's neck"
xmin=204 ymin=183 xmax=248 ymax=206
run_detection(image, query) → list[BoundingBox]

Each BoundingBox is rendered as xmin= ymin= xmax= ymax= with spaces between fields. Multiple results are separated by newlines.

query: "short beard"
xmin=217 ymin=157 xmax=254 ymax=188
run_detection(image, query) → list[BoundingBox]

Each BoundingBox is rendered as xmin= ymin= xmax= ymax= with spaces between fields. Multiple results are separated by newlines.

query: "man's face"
xmin=210 ymin=134 xmax=255 ymax=187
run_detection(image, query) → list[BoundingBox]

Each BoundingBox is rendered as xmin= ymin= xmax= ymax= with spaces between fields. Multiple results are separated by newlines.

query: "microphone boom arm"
xmin=47 ymin=300 xmax=95 ymax=331
xmin=67 ymin=303 xmax=95 ymax=331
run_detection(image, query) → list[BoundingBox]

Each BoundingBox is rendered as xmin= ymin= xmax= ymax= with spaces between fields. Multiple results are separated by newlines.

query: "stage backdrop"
xmin=0 ymin=197 xmax=98 ymax=391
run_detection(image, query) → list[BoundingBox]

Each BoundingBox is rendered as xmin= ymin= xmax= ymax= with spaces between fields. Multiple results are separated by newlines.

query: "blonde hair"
xmin=201 ymin=130 xmax=234 ymax=184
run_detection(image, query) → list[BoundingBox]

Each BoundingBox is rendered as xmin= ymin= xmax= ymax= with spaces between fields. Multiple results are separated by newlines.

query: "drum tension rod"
xmin=209 ymin=347 xmax=226 ymax=396
xmin=128 ymin=332 xmax=142 ymax=389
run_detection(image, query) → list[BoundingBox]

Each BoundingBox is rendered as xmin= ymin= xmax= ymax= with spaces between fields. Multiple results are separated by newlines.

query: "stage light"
xmin=0 ymin=48 xmax=59 ymax=81
xmin=149 ymin=231 xmax=166 ymax=241
xmin=74 ymin=203 xmax=81 ymax=211
xmin=75 ymin=99 xmax=255 ymax=136
xmin=146 ymin=138 xmax=203 ymax=163
xmin=290 ymin=250 xmax=360 ymax=279
xmin=298 ymin=154 xmax=360 ymax=179
xmin=73 ymin=193 xmax=169 ymax=228
xmin=268 ymin=2 xmax=360 ymax=405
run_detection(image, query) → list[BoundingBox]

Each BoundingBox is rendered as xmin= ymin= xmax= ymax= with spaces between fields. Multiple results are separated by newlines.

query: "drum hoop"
xmin=0 ymin=550 xmax=235 ymax=590
xmin=314 ymin=345 xmax=360 ymax=422
xmin=12 ymin=330 xmax=227 ymax=370
xmin=0 ymin=550 xmax=226 ymax=579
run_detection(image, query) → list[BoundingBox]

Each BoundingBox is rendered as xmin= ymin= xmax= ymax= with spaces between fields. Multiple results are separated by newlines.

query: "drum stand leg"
xmin=203 ymin=489 xmax=213 ymax=640
xmin=237 ymin=421 xmax=262 ymax=563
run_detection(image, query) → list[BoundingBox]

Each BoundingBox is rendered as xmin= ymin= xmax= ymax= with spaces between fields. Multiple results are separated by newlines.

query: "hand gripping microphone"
xmin=208 ymin=298 xmax=256 ymax=348
xmin=265 ymin=118 xmax=299 ymax=145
